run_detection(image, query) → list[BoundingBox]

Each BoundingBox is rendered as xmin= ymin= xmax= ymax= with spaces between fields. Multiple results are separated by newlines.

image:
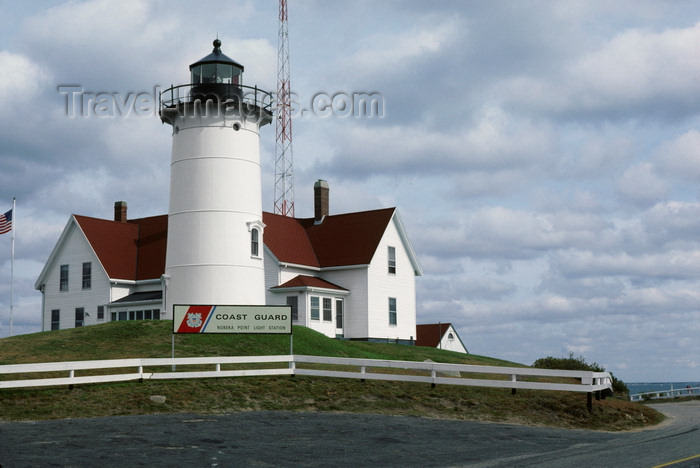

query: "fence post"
xmin=431 ymin=369 xmax=436 ymax=388
xmin=511 ymin=374 xmax=517 ymax=395
xmin=360 ymin=365 xmax=366 ymax=383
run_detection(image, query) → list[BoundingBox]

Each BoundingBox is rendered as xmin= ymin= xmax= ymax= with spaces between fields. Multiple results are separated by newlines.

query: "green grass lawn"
xmin=0 ymin=321 xmax=664 ymax=430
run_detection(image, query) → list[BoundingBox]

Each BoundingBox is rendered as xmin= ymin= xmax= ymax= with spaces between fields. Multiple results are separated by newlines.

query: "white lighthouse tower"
xmin=159 ymin=39 xmax=272 ymax=317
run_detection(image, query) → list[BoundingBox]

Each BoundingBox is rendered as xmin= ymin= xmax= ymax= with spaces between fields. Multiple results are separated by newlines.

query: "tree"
xmin=533 ymin=352 xmax=628 ymax=395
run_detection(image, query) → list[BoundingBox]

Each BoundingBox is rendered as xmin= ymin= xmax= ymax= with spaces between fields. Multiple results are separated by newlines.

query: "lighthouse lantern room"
xmin=159 ymin=39 xmax=273 ymax=318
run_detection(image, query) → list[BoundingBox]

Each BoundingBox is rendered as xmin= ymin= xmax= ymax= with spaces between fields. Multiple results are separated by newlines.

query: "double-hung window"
xmin=310 ymin=297 xmax=320 ymax=320
xmin=388 ymin=246 xmax=396 ymax=274
xmin=59 ymin=264 xmax=69 ymax=291
xmin=251 ymin=228 xmax=259 ymax=257
xmin=323 ymin=298 xmax=332 ymax=321
xmin=82 ymin=262 xmax=91 ymax=290
xmin=389 ymin=297 xmax=397 ymax=325
xmin=287 ymin=296 xmax=299 ymax=321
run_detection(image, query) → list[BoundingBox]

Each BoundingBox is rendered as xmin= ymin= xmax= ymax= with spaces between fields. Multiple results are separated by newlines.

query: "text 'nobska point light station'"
xmin=159 ymin=39 xmax=273 ymax=312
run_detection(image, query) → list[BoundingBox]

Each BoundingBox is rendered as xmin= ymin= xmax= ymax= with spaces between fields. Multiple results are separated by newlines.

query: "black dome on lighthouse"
xmin=190 ymin=39 xmax=244 ymax=71
xmin=190 ymin=39 xmax=244 ymax=85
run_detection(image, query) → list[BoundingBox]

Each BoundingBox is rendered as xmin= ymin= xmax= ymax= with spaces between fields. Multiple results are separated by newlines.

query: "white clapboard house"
xmin=35 ymin=182 xmax=423 ymax=342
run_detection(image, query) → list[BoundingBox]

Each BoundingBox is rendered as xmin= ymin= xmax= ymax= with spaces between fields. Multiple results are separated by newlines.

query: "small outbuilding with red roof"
xmin=416 ymin=323 xmax=469 ymax=354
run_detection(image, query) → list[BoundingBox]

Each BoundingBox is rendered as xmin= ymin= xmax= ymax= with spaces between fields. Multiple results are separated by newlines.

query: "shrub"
xmin=533 ymin=352 xmax=629 ymax=395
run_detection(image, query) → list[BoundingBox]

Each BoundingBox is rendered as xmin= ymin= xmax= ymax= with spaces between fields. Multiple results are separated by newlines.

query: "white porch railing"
xmin=0 ymin=355 xmax=612 ymax=408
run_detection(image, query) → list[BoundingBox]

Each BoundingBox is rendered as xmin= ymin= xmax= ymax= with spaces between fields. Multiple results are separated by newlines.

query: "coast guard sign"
xmin=173 ymin=305 xmax=292 ymax=334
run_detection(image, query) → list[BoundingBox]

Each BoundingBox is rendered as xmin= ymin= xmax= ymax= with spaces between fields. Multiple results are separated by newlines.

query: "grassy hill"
xmin=0 ymin=321 xmax=663 ymax=430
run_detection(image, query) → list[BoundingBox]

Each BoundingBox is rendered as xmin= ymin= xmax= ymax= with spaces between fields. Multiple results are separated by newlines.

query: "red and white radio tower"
xmin=274 ymin=0 xmax=295 ymax=217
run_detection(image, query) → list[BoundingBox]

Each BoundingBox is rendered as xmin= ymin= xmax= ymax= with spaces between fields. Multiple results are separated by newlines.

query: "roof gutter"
xmin=277 ymin=262 xmax=370 ymax=272
xmin=110 ymin=278 xmax=162 ymax=286
xmin=270 ymin=285 xmax=350 ymax=296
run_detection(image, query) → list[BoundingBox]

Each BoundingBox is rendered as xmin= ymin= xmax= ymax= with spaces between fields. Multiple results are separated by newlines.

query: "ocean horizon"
xmin=627 ymin=381 xmax=700 ymax=395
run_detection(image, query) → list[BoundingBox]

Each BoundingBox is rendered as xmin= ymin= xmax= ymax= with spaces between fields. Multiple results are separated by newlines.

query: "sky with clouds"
xmin=0 ymin=0 xmax=698 ymax=383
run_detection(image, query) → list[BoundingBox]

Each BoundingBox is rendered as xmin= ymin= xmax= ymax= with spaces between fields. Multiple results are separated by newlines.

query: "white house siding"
xmin=320 ymin=267 xmax=368 ymax=339
xmin=109 ymin=283 xmax=133 ymax=303
xmin=263 ymin=252 xmax=280 ymax=299
xmin=304 ymin=293 xmax=337 ymax=337
xmin=439 ymin=325 xmax=468 ymax=354
xmin=263 ymin=256 xmax=312 ymax=327
xmin=365 ymin=216 xmax=417 ymax=342
xmin=264 ymin=252 xmax=361 ymax=338
xmin=280 ymin=267 xmax=311 ymax=284
xmin=266 ymin=290 xmax=310 ymax=328
xmin=40 ymin=221 xmax=111 ymax=331
xmin=106 ymin=280 xmax=164 ymax=321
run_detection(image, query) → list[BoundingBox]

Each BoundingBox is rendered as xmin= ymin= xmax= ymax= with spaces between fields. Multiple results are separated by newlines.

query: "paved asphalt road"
xmin=0 ymin=401 xmax=698 ymax=467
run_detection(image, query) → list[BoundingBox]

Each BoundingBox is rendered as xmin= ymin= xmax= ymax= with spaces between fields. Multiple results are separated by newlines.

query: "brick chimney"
xmin=114 ymin=201 xmax=127 ymax=222
xmin=314 ymin=180 xmax=329 ymax=222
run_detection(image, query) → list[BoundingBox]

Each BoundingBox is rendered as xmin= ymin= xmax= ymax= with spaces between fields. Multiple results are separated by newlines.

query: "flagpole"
xmin=9 ymin=197 xmax=15 ymax=336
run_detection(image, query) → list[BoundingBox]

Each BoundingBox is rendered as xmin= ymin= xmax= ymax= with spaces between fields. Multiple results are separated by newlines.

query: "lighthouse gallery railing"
xmin=160 ymin=83 xmax=274 ymax=114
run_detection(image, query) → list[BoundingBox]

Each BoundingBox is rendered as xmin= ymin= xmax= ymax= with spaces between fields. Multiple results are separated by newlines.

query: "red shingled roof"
xmin=263 ymin=208 xmax=395 ymax=267
xmin=271 ymin=275 xmax=348 ymax=291
xmin=132 ymin=215 xmax=168 ymax=280
xmin=74 ymin=207 xmax=394 ymax=281
xmin=415 ymin=323 xmax=453 ymax=348
xmin=74 ymin=214 xmax=167 ymax=281
xmin=262 ymin=213 xmax=319 ymax=266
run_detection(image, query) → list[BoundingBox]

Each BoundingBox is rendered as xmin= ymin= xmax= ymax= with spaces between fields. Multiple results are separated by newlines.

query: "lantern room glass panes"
xmin=191 ymin=63 xmax=241 ymax=85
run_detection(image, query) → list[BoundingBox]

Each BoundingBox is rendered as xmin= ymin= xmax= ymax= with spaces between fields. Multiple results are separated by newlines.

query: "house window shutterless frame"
xmin=335 ymin=299 xmax=343 ymax=329
xmin=75 ymin=307 xmax=84 ymax=327
xmin=251 ymin=228 xmax=259 ymax=257
xmin=51 ymin=309 xmax=60 ymax=330
xmin=323 ymin=298 xmax=332 ymax=321
xmin=82 ymin=262 xmax=91 ymax=290
xmin=287 ymin=296 xmax=299 ymax=321
xmin=59 ymin=264 xmax=69 ymax=291
xmin=111 ymin=309 xmax=160 ymax=322
xmin=389 ymin=297 xmax=397 ymax=325
xmin=388 ymin=246 xmax=396 ymax=274
xmin=310 ymin=296 xmax=320 ymax=320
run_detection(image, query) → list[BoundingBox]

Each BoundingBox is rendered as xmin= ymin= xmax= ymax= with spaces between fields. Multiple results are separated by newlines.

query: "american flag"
xmin=0 ymin=209 xmax=12 ymax=235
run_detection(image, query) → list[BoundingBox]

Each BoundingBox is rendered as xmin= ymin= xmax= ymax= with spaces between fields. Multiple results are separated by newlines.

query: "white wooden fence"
xmin=0 ymin=355 xmax=612 ymax=406
xmin=629 ymin=386 xmax=700 ymax=402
